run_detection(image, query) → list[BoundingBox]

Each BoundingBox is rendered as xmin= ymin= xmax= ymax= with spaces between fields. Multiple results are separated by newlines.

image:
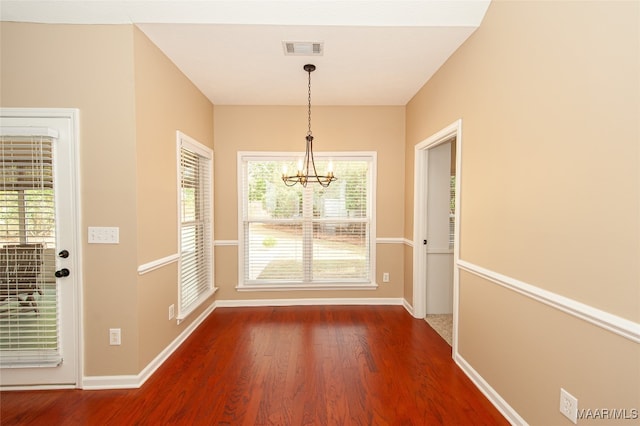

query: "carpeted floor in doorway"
xmin=425 ymin=314 xmax=453 ymax=346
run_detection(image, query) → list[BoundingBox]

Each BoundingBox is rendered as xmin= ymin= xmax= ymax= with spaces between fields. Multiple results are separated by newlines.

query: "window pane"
xmin=312 ymin=222 xmax=368 ymax=280
xmin=0 ymin=191 xmax=20 ymax=245
xmin=313 ymin=160 xmax=369 ymax=219
xmin=247 ymin=160 xmax=302 ymax=220
xmin=25 ymin=189 xmax=55 ymax=246
xmin=246 ymin=222 xmax=303 ymax=281
xmin=181 ymin=187 xmax=196 ymax=222
xmin=0 ymin=136 xmax=59 ymax=366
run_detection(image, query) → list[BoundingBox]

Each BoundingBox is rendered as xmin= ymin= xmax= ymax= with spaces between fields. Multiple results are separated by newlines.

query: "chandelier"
xmin=282 ymin=64 xmax=337 ymax=188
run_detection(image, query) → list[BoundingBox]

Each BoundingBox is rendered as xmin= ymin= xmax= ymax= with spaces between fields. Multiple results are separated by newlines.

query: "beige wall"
xmin=214 ymin=105 xmax=405 ymax=300
xmin=1 ymin=23 xmax=214 ymax=376
xmin=1 ymin=22 xmax=140 ymax=375
xmin=133 ymin=28 xmax=214 ymax=370
xmin=405 ymin=1 xmax=639 ymax=424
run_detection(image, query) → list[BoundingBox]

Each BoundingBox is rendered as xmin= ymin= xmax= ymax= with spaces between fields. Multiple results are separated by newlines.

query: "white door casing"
xmin=412 ymin=119 xmax=462 ymax=354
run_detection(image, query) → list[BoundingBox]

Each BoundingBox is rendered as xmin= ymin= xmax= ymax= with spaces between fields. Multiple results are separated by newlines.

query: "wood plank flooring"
xmin=0 ymin=306 xmax=508 ymax=425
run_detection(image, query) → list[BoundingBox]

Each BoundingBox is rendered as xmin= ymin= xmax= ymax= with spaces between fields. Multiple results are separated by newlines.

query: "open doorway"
xmin=412 ymin=120 xmax=461 ymax=353
xmin=424 ymin=139 xmax=455 ymax=345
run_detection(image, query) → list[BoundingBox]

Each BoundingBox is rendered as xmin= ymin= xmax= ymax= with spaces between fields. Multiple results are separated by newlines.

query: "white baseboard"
xmin=80 ymin=374 xmax=140 ymax=390
xmin=402 ymin=299 xmax=415 ymax=316
xmin=0 ymin=383 xmax=78 ymax=392
xmin=82 ymin=301 xmax=217 ymax=390
xmin=214 ymin=297 xmax=405 ymax=308
xmin=454 ymin=352 xmax=528 ymax=426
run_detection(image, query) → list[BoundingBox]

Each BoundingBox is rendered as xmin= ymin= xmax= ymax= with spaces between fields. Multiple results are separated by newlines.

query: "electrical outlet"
xmin=109 ymin=328 xmax=121 ymax=346
xmin=560 ymin=388 xmax=578 ymax=424
xmin=169 ymin=304 xmax=175 ymax=320
xmin=383 ymin=272 xmax=390 ymax=282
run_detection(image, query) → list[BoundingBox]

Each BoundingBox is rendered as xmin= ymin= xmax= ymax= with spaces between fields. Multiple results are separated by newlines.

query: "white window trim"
xmin=176 ymin=131 xmax=215 ymax=322
xmin=237 ymin=151 xmax=377 ymax=291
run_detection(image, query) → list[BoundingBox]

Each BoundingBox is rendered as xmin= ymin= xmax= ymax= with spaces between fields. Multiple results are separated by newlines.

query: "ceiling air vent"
xmin=283 ymin=41 xmax=323 ymax=56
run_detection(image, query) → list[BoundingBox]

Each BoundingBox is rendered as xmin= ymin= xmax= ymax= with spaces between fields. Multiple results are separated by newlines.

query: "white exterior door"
xmin=0 ymin=109 xmax=80 ymax=388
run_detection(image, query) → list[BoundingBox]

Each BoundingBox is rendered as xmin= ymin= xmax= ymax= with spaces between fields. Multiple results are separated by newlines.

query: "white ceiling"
xmin=0 ymin=1 xmax=491 ymax=105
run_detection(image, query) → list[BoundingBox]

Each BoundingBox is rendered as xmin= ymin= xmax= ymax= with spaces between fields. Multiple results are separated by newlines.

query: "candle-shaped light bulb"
xmin=327 ymin=160 xmax=334 ymax=173
xmin=282 ymin=164 xmax=288 ymax=177
xmin=297 ymin=159 xmax=303 ymax=173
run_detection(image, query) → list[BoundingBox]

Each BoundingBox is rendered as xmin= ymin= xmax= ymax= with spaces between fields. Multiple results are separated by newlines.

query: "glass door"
xmin=1 ymin=110 xmax=79 ymax=387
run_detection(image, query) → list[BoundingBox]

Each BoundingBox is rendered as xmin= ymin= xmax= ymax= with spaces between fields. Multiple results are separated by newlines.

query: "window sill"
xmin=236 ymin=283 xmax=379 ymax=292
xmin=176 ymin=287 xmax=218 ymax=324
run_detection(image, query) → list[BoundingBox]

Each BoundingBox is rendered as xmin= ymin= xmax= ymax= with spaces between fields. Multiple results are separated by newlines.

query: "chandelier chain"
xmin=307 ymin=68 xmax=312 ymax=137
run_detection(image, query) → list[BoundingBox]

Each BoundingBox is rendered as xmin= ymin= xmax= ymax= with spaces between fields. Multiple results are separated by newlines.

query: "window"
xmin=1 ymin=134 xmax=60 ymax=366
xmin=178 ymin=132 xmax=213 ymax=320
xmin=0 ymin=138 xmax=55 ymax=247
xmin=238 ymin=152 xmax=376 ymax=290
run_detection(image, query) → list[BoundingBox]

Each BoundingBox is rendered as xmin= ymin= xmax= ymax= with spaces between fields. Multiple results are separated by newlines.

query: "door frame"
xmin=0 ymin=108 xmax=83 ymax=389
xmin=412 ymin=119 xmax=462 ymax=353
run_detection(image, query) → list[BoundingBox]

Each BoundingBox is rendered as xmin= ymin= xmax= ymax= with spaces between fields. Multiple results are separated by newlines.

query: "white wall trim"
xmin=80 ymin=374 xmax=140 ymax=390
xmin=458 ymin=259 xmax=640 ymax=344
xmin=236 ymin=284 xmax=379 ymax=292
xmin=137 ymin=253 xmax=179 ymax=275
xmin=214 ymin=239 xmax=238 ymax=246
xmin=402 ymin=299 xmax=414 ymax=315
xmin=214 ymin=238 xmax=412 ymax=246
xmin=81 ymin=301 xmax=217 ymax=390
xmin=376 ymin=237 xmax=404 ymax=244
xmin=215 ymin=297 xmax=405 ymax=308
xmin=454 ymin=353 xmax=528 ymax=426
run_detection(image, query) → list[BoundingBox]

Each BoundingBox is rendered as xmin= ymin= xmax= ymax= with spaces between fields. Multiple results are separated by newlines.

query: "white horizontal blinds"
xmin=243 ymin=156 xmax=371 ymax=285
xmin=179 ymin=143 xmax=212 ymax=316
xmin=244 ymin=160 xmax=304 ymax=281
xmin=0 ymin=135 xmax=61 ymax=367
xmin=311 ymin=160 xmax=370 ymax=282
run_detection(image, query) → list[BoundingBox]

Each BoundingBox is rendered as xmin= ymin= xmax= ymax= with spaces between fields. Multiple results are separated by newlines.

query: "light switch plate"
xmin=88 ymin=227 xmax=119 ymax=244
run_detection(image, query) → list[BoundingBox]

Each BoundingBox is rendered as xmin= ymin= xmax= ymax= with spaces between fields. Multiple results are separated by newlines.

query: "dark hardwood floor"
xmin=0 ymin=306 xmax=508 ymax=425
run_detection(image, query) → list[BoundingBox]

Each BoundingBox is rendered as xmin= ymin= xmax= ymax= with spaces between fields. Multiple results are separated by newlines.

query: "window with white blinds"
xmin=0 ymin=135 xmax=61 ymax=367
xmin=178 ymin=132 xmax=214 ymax=320
xmin=238 ymin=152 xmax=376 ymax=289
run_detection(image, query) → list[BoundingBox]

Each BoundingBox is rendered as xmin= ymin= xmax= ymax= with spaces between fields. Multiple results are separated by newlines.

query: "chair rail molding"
xmin=137 ymin=253 xmax=179 ymax=275
xmin=457 ymin=259 xmax=640 ymax=343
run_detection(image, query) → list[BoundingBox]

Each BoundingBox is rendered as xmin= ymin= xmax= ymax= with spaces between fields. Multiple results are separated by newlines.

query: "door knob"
xmin=58 ymin=250 xmax=69 ymax=258
xmin=55 ymin=268 xmax=70 ymax=278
